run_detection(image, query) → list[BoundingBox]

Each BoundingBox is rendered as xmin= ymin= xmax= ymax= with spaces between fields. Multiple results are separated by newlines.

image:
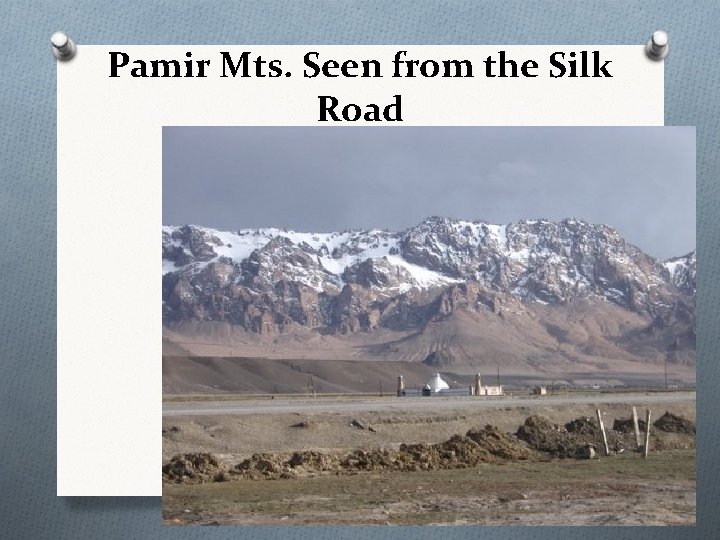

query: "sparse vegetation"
xmin=163 ymin=398 xmax=695 ymax=525
xmin=164 ymin=450 xmax=695 ymax=525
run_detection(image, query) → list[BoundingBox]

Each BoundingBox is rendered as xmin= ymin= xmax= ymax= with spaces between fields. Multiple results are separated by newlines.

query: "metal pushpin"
xmin=51 ymin=32 xmax=77 ymax=61
xmin=645 ymin=30 xmax=668 ymax=61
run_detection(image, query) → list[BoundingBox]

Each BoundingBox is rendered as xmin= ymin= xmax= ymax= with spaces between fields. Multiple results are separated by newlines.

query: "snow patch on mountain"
xmin=663 ymin=251 xmax=696 ymax=294
xmin=162 ymin=218 xmax=696 ymax=320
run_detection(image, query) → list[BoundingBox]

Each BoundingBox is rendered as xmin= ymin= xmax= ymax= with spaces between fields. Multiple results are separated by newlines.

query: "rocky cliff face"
xmin=663 ymin=251 xmax=696 ymax=296
xmin=163 ymin=218 xmax=695 ymax=342
xmin=165 ymin=219 xmax=697 ymax=372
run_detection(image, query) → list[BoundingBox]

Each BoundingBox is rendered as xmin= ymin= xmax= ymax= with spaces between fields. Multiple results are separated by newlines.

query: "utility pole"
xmin=496 ymin=366 xmax=500 ymax=387
xmin=664 ymin=357 xmax=668 ymax=391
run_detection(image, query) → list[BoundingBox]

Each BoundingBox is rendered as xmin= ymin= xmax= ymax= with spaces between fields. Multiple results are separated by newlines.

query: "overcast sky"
xmin=163 ymin=126 xmax=695 ymax=259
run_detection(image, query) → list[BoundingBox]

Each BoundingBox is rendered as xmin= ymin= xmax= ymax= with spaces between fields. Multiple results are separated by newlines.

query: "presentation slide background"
xmin=1 ymin=1 xmax=716 ymax=538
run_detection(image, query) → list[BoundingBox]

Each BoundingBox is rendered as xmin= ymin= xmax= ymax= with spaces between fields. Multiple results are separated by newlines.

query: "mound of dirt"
xmin=612 ymin=418 xmax=646 ymax=433
xmin=393 ymin=436 xmax=486 ymax=472
xmin=564 ymin=417 xmax=599 ymax=436
xmin=516 ymin=415 xmax=575 ymax=457
xmin=233 ymin=452 xmax=322 ymax=479
xmin=287 ymin=450 xmax=340 ymax=470
xmin=343 ymin=447 xmax=402 ymax=471
xmin=465 ymin=425 xmax=533 ymax=460
xmin=516 ymin=415 xmax=631 ymax=458
xmin=338 ymin=427 xmax=529 ymax=474
xmin=390 ymin=425 xmax=532 ymax=472
xmin=165 ymin=414 xmax=695 ymax=484
xmin=231 ymin=427 xmax=531 ymax=480
xmin=163 ymin=453 xmax=229 ymax=483
xmin=653 ymin=412 xmax=696 ymax=434
xmin=171 ymin=425 xmax=536 ymax=482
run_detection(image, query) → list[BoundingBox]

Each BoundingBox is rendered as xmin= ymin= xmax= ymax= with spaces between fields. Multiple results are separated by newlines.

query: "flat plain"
xmin=163 ymin=391 xmax=696 ymax=526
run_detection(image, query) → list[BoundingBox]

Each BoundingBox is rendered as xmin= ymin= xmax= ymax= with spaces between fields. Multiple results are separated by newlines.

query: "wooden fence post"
xmin=597 ymin=409 xmax=609 ymax=456
xmin=643 ymin=409 xmax=652 ymax=459
xmin=632 ymin=406 xmax=642 ymax=449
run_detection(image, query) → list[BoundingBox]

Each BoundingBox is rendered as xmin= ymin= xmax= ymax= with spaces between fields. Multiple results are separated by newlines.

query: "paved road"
xmin=163 ymin=391 xmax=695 ymax=417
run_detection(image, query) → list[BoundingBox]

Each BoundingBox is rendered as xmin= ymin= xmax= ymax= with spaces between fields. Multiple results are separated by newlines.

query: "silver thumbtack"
xmin=51 ymin=32 xmax=77 ymax=61
xmin=645 ymin=30 xmax=669 ymax=61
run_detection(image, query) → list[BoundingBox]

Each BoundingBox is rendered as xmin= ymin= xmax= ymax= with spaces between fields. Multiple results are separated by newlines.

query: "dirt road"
xmin=163 ymin=391 xmax=695 ymax=416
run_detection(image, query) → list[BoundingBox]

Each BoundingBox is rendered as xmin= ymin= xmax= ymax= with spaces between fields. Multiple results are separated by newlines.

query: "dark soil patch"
xmin=564 ymin=416 xmax=599 ymax=436
xmin=654 ymin=412 xmax=695 ymax=434
xmin=516 ymin=415 xmax=633 ymax=458
xmin=612 ymin=418 xmax=646 ymax=433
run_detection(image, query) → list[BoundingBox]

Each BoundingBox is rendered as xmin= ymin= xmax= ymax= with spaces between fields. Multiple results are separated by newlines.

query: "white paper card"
xmin=57 ymin=45 xmax=663 ymax=496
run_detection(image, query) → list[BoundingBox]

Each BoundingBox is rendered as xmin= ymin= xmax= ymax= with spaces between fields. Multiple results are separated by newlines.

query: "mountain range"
xmin=162 ymin=217 xmax=695 ymax=378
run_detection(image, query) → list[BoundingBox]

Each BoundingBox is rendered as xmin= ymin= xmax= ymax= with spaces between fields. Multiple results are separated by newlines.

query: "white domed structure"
xmin=425 ymin=373 xmax=450 ymax=393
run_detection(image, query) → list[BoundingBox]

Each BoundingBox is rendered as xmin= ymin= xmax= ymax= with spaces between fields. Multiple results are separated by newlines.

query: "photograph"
xmin=161 ymin=126 xmax=696 ymax=525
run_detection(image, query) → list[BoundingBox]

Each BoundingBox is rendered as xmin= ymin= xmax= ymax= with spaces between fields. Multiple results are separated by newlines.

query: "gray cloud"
xmin=163 ymin=126 xmax=695 ymax=259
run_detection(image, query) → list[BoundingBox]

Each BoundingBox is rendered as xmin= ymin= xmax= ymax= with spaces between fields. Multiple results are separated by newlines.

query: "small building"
xmin=533 ymin=386 xmax=548 ymax=395
xmin=474 ymin=372 xmax=503 ymax=396
xmin=398 ymin=372 xmax=503 ymax=397
xmin=479 ymin=385 xmax=503 ymax=396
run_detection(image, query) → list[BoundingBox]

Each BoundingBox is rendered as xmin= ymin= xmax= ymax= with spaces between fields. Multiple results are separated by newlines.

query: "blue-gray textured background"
xmin=1 ymin=1 xmax=716 ymax=538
